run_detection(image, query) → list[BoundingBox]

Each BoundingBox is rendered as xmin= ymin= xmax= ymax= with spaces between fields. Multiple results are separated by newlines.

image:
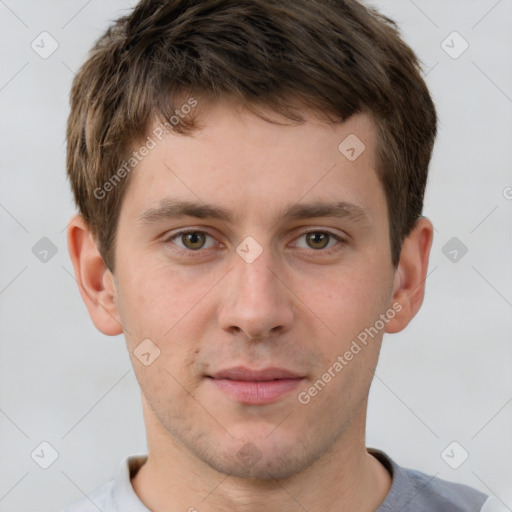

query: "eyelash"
xmin=163 ymin=229 xmax=346 ymax=257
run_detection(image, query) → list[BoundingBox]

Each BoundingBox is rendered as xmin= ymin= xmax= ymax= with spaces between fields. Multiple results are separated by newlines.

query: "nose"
xmin=217 ymin=246 xmax=294 ymax=341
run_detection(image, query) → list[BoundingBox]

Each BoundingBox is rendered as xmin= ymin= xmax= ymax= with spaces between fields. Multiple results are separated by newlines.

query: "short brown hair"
xmin=66 ymin=0 xmax=437 ymax=271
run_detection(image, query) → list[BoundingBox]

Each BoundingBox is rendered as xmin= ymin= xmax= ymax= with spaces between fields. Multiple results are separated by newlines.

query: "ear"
xmin=66 ymin=214 xmax=123 ymax=336
xmin=385 ymin=216 xmax=434 ymax=334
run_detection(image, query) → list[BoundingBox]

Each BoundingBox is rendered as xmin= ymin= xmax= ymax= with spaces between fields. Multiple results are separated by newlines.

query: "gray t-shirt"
xmin=62 ymin=448 xmax=501 ymax=511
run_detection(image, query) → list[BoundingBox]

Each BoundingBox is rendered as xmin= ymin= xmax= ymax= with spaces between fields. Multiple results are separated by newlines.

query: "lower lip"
xmin=208 ymin=377 xmax=304 ymax=404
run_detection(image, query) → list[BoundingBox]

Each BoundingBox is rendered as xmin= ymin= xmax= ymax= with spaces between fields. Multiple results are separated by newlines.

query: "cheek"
xmin=116 ymin=265 xmax=212 ymax=380
xmin=307 ymin=265 xmax=389 ymax=336
xmin=116 ymin=262 xmax=208 ymax=338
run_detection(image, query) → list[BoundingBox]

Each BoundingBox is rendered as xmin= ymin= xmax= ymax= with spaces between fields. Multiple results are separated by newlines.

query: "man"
xmin=63 ymin=0 xmax=495 ymax=510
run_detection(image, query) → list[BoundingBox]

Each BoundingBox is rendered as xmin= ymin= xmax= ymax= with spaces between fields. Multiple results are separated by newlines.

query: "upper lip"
xmin=208 ymin=366 xmax=304 ymax=381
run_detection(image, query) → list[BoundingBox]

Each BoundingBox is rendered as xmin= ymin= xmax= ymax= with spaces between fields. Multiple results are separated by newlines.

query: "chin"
xmin=192 ymin=432 xmax=324 ymax=481
xmin=206 ymin=449 xmax=304 ymax=480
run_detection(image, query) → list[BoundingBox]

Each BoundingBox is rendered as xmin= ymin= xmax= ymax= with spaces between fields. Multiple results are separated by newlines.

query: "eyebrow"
xmin=137 ymin=198 xmax=372 ymax=226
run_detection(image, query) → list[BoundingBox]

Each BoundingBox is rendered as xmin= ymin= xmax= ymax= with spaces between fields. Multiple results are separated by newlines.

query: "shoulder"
xmin=61 ymin=455 xmax=148 ymax=512
xmin=61 ymin=480 xmax=113 ymax=512
xmin=369 ymin=448 xmax=493 ymax=512
xmin=402 ymin=466 xmax=490 ymax=511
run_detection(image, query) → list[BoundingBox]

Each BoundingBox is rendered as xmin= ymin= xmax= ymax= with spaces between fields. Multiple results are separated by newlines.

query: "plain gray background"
xmin=0 ymin=1 xmax=511 ymax=510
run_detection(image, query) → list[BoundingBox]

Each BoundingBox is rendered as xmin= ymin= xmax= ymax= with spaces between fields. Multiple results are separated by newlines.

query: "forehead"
xmin=121 ymin=100 xmax=386 ymax=226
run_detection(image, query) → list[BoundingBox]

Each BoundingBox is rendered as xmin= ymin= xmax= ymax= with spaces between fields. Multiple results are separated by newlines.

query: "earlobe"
xmin=385 ymin=217 xmax=434 ymax=334
xmin=67 ymin=214 xmax=124 ymax=336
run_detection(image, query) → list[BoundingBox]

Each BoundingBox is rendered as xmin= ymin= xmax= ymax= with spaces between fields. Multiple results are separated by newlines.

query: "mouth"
xmin=206 ymin=366 xmax=305 ymax=405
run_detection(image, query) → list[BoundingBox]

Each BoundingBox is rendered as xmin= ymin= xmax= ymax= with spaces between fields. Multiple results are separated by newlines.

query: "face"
xmin=111 ymin=100 xmax=398 ymax=479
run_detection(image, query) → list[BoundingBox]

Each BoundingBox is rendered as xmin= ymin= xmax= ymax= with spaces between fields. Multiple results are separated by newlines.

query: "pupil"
xmin=308 ymin=232 xmax=328 ymax=249
xmin=184 ymin=232 xmax=204 ymax=249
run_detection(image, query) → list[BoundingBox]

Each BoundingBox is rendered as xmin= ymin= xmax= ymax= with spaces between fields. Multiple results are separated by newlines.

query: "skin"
xmin=68 ymin=98 xmax=433 ymax=512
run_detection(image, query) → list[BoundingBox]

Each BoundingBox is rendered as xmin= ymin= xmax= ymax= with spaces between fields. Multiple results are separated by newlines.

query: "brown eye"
xmin=181 ymin=231 xmax=207 ymax=250
xmin=165 ymin=229 xmax=218 ymax=254
xmin=305 ymin=232 xmax=331 ymax=250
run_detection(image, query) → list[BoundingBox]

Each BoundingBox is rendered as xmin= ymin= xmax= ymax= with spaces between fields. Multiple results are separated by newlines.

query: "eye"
xmin=293 ymin=231 xmax=343 ymax=252
xmin=163 ymin=228 xmax=345 ymax=256
xmin=166 ymin=230 xmax=217 ymax=251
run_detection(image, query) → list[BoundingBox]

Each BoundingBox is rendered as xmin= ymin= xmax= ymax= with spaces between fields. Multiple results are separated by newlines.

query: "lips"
xmin=208 ymin=366 xmax=303 ymax=381
xmin=207 ymin=366 xmax=305 ymax=404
